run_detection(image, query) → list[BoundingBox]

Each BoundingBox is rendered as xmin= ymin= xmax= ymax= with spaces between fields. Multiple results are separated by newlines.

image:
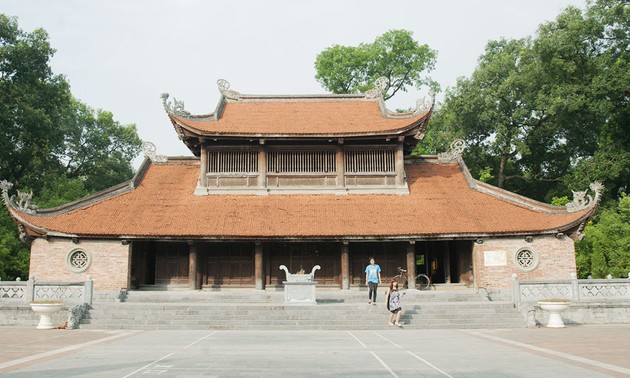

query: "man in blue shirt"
xmin=365 ymin=257 xmax=382 ymax=305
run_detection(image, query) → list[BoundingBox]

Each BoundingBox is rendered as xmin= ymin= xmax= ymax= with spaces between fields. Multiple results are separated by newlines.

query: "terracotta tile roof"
xmin=171 ymin=99 xmax=428 ymax=136
xmin=13 ymin=160 xmax=591 ymax=239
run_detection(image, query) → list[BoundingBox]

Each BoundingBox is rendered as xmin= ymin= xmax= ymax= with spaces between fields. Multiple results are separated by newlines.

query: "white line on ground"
xmin=348 ymin=332 xmax=397 ymax=377
xmin=123 ymin=332 xmax=217 ymax=377
xmin=373 ymin=332 xmax=452 ymax=377
xmin=0 ymin=331 xmax=135 ymax=372
xmin=370 ymin=351 xmax=399 ymax=378
xmin=373 ymin=331 xmax=402 ymax=349
xmin=465 ymin=330 xmax=630 ymax=376
xmin=346 ymin=331 xmax=367 ymax=348
xmin=184 ymin=331 xmax=217 ymax=349
xmin=121 ymin=352 xmax=176 ymax=378
xmin=407 ymin=351 xmax=454 ymax=378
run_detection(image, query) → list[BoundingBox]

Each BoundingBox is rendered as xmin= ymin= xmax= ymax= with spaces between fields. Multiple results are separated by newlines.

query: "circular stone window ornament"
xmin=66 ymin=248 xmax=92 ymax=273
xmin=514 ymin=247 xmax=539 ymax=272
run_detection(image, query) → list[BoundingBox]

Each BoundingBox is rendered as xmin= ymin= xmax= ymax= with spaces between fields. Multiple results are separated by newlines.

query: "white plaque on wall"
xmin=484 ymin=251 xmax=507 ymax=266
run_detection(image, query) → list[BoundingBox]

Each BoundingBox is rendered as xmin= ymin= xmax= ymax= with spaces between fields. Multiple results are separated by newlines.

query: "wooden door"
xmin=154 ymin=242 xmax=189 ymax=286
xmin=267 ymin=242 xmax=339 ymax=286
xmin=203 ymin=243 xmax=254 ymax=287
xmin=350 ymin=242 xmax=406 ymax=285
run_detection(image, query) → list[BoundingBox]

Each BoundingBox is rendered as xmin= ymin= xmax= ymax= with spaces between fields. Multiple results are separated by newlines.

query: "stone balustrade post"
xmin=26 ymin=275 xmax=35 ymax=304
xmin=511 ymin=273 xmax=520 ymax=308
xmin=570 ymin=272 xmax=580 ymax=301
xmin=84 ymin=275 xmax=93 ymax=305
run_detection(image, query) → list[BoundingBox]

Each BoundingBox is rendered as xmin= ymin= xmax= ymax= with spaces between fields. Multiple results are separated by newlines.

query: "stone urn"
xmin=30 ymin=302 xmax=64 ymax=329
xmin=279 ymin=265 xmax=321 ymax=304
xmin=538 ymin=300 xmax=570 ymax=328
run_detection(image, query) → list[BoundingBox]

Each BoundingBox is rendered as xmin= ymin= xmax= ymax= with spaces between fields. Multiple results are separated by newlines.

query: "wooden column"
xmin=188 ymin=242 xmax=198 ymax=290
xmin=406 ymin=241 xmax=416 ymax=289
xmin=258 ymin=143 xmax=266 ymax=188
xmin=199 ymin=142 xmax=208 ymax=188
xmin=395 ymin=138 xmax=405 ymax=186
xmin=336 ymin=142 xmax=345 ymax=188
xmin=341 ymin=241 xmax=349 ymax=290
xmin=444 ymin=241 xmax=451 ymax=284
xmin=255 ymin=241 xmax=264 ymax=290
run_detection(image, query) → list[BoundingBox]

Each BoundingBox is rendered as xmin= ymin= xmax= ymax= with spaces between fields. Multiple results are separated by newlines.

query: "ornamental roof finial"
xmin=415 ymin=90 xmax=435 ymax=115
xmin=217 ymin=79 xmax=241 ymax=100
xmin=0 ymin=180 xmax=38 ymax=214
xmin=437 ymin=139 xmax=466 ymax=163
xmin=364 ymin=77 xmax=388 ymax=99
xmin=160 ymin=93 xmax=191 ymax=118
xmin=142 ymin=141 xmax=167 ymax=163
xmin=0 ymin=180 xmax=13 ymax=206
xmin=566 ymin=182 xmax=604 ymax=213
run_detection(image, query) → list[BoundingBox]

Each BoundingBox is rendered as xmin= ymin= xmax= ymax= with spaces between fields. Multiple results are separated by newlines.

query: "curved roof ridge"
xmin=421 ymin=154 xmax=595 ymax=216
xmin=473 ymin=181 xmax=568 ymax=214
xmin=161 ymin=79 xmax=435 ymax=126
xmin=2 ymin=158 xmax=156 ymax=219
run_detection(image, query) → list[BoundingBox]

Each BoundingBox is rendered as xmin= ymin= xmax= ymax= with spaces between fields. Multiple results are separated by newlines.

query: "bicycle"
xmin=394 ymin=267 xmax=431 ymax=290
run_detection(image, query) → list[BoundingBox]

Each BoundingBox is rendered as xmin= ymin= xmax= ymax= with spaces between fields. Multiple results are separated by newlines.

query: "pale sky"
xmin=2 ymin=0 xmax=586 ymax=166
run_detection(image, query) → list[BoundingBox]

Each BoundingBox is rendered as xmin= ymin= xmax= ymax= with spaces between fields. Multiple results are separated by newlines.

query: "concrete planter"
xmin=30 ymin=302 xmax=63 ymax=329
xmin=538 ymin=301 xmax=570 ymax=328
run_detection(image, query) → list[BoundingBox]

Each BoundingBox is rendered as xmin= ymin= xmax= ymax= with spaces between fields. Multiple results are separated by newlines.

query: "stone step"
xmin=115 ymin=287 xmax=489 ymax=304
xmin=77 ymin=288 xmax=523 ymax=330
xmin=78 ymin=298 xmax=525 ymax=330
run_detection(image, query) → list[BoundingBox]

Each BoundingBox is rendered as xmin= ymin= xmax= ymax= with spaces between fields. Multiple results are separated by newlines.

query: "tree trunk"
xmin=498 ymin=154 xmax=508 ymax=188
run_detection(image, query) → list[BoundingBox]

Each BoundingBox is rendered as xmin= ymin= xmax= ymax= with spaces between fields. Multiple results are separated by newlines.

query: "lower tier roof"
xmin=9 ymin=158 xmax=592 ymax=240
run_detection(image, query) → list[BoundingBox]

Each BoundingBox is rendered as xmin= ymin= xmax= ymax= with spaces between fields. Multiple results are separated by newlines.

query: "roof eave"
xmin=170 ymin=111 xmax=431 ymax=141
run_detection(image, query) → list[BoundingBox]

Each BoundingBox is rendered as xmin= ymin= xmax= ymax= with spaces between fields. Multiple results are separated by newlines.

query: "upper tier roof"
xmin=169 ymin=97 xmax=431 ymax=137
xmin=162 ymin=80 xmax=433 ymax=149
xmin=3 ymin=157 xmax=596 ymax=241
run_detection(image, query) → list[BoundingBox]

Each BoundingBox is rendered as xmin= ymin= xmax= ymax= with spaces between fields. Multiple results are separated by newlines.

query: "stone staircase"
xmin=78 ymin=287 xmax=526 ymax=330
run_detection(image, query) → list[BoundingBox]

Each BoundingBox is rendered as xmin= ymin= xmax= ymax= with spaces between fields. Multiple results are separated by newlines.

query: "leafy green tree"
xmin=532 ymin=0 xmax=629 ymax=200
xmin=0 ymin=209 xmax=29 ymax=280
xmin=315 ymin=29 xmax=438 ymax=100
xmin=422 ymin=38 xmax=563 ymax=198
xmin=0 ymin=15 xmax=142 ymax=279
xmin=424 ymin=0 xmax=629 ymax=203
xmin=0 ymin=14 xmax=72 ymax=193
xmin=576 ymin=194 xmax=630 ymax=278
xmin=59 ymin=100 xmax=142 ymax=192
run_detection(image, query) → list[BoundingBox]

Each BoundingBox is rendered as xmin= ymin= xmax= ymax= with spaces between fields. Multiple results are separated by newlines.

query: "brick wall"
xmin=473 ymin=235 xmax=576 ymax=290
xmin=30 ymin=238 xmax=130 ymax=291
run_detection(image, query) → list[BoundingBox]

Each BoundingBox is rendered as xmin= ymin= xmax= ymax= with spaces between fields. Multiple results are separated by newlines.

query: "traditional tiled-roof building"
xmin=1 ymin=80 xmax=600 ymax=293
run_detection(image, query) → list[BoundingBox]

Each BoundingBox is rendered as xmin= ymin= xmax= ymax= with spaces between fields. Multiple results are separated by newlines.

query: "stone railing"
xmin=512 ymin=273 xmax=630 ymax=307
xmin=0 ymin=276 xmax=93 ymax=305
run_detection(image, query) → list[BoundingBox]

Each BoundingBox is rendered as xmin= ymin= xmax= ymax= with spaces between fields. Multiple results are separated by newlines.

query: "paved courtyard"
xmin=1 ymin=325 xmax=629 ymax=377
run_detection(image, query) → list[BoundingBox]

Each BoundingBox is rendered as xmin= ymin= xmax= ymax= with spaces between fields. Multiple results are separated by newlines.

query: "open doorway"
xmin=415 ymin=240 xmax=473 ymax=285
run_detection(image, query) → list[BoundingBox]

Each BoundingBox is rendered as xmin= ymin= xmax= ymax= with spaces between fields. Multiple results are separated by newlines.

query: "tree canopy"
xmin=0 ymin=14 xmax=142 ymax=280
xmin=576 ymin=194 xmax=630 ymax=278
xmin=314 ymin=29 xmax=438 ymax=100
xmin=421 ymin=0 xmax=629 ymax=203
